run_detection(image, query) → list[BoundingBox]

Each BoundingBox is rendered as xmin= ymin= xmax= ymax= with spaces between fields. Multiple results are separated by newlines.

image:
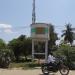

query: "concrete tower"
xmin=31 ymin=0 xmax=49 ymax=62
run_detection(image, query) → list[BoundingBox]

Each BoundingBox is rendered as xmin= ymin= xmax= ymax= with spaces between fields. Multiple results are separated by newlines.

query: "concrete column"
xmin=32 ymin=39 xmax=34 ymax=60
xmin=45 ymin=40 xmax=48 ymax=62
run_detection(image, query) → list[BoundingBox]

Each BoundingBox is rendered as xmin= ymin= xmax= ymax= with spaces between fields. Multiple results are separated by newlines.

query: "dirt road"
xmin=0 ymin=68 xmax=75 ymax=75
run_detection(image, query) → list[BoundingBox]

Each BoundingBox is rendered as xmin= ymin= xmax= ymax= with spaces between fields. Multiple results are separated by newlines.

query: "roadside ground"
xmin=0 ymin=68 xmax=75 ymax=75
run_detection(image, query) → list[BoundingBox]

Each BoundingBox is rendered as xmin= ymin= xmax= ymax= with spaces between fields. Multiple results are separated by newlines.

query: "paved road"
xmin=0 ymin=68 xmax=75 ymax=75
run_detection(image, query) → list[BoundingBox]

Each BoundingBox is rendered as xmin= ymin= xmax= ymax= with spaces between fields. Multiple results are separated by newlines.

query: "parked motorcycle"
xmin=41 ymin=57 xmax=69 ymax=75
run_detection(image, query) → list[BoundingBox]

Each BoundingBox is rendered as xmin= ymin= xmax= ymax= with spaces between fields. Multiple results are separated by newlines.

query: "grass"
xmin=9 ymin=62 xmax=41 ymax=70
xmin=9 ymin=62 xmax=26 ymax=68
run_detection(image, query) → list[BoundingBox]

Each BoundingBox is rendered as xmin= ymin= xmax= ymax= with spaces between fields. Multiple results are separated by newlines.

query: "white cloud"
xmin=4 ymin=29 xmax=13 ymax=33
xmin=0 ymin=24 xmax=12 ymax=28
xmin=0 ymin=24 xmax=13 ymax=33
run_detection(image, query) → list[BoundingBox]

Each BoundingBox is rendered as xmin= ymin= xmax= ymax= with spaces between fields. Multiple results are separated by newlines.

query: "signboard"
xmin=31 ymin=27 xmax=48 ymax=34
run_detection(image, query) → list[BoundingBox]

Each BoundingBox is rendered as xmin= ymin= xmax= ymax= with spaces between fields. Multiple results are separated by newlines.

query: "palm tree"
xmin=62 ymin=23 xmax=74 ymax=45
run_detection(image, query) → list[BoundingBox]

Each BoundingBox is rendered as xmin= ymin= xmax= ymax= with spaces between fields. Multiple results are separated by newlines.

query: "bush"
xmin=54 ymin=44 xmax=75 ymax=69
xmin=0 ymin=49 xmax=14 ymax=68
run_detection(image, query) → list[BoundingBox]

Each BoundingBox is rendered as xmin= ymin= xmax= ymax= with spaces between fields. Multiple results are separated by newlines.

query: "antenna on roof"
xmin=32 ymin=0 xmax=36 ymax=24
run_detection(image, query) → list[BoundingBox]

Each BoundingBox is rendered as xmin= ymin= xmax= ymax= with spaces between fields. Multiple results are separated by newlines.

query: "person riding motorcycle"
xmin=41 ymin=53 xmax=69 ymax=75
xmin=47 ymin=52 xmax=56 ymax=66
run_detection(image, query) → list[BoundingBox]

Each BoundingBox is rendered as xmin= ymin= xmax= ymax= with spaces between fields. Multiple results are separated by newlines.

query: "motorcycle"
xmin=41 ymin=57 xmax=69 ymax=75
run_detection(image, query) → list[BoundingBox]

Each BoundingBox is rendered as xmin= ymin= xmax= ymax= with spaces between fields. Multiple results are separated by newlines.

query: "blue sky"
xmin=0 ymin=0 xmax=75 ymax=43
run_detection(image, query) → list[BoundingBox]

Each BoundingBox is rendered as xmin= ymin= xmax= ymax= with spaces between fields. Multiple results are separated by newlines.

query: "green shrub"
xmin=0 ymin=49 xmax=14 ymax=68
xmin=54 ymin=44 xmax=75 ymax=69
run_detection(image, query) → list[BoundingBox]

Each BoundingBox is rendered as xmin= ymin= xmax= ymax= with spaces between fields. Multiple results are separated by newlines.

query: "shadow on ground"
xmin=39 ymin=73 xmax=55 ymax=75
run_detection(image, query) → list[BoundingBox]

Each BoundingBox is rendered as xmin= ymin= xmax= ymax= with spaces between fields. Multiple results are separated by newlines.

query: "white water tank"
xmin=31 ymin=23 xmax=50 ymax=40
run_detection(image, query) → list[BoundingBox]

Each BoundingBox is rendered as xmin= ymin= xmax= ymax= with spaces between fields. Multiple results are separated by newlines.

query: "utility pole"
xmin=32 ymin=0 xmax=36 ymax=24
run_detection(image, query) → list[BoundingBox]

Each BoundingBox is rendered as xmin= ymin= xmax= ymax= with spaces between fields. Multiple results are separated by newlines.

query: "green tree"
xmin=8 ymin=39 xmax=21 ymax=62
xmin=0 ymin=39 xmax=6 ymax=49
xmin=18 ymin=36 xmax=32 ymax=60
xmin=62 ymin=23 xmax=74 ymax=45
xmin=18 ymin=35 xmax=26 ymax=41
xmin=48 ymin=25 xmax=58 ymax=52
xmin=8 ymin=35 xmax=32 ymax=62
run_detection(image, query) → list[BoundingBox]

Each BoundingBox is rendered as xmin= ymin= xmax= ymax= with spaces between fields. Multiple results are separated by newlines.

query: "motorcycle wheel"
xmin=59 ymin=65 xmax=69 ymax=75
xmin=41 ymin=66 xmax=49 ymax=75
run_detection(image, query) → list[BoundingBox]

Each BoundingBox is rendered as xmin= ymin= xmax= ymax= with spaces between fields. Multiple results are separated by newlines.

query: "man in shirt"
xmin=47 ymin=52 xmax=56 ymax=66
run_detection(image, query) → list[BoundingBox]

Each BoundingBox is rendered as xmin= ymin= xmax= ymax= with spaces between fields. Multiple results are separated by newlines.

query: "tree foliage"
xmin=62 ymin=23 xmax=74 ymax=44
xmin=8 ymin=35 xmax=32 ymax=62
xmin=0 ymin=39 xmax=6 ymax=49
xmin=48 ymin=25 xmax=58 ymax=52
xmin=54 ymin=44 xmax=75 ymax=69
xmin=0 ymin=48 xmax=14 ymax=68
